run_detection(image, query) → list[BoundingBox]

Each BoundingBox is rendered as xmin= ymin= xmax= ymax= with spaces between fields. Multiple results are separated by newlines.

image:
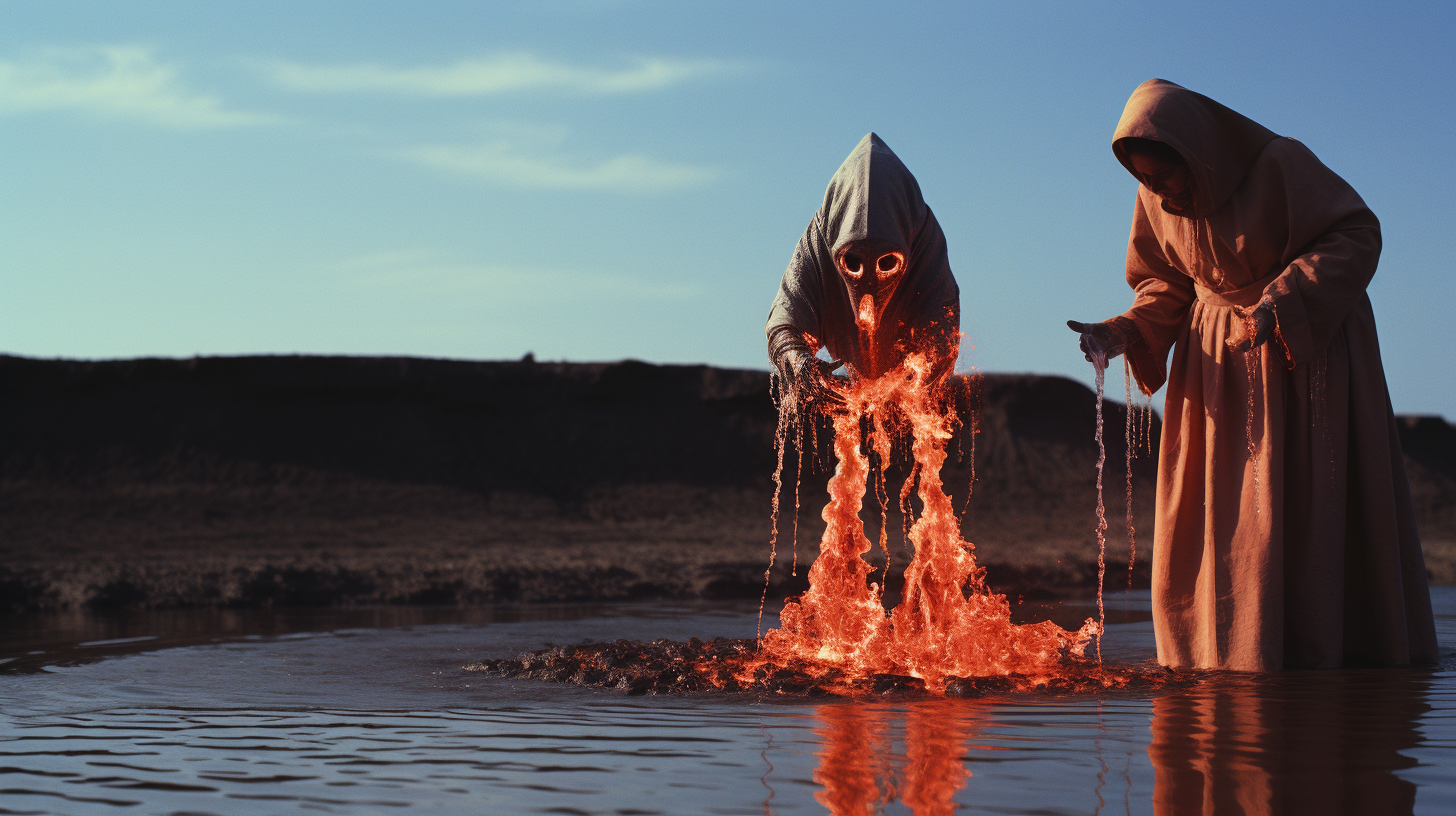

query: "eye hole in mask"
xmin=876 ymin=252 xmax=905 ymax=280
xmin=841 ymin=253 xmax=865 ymax=279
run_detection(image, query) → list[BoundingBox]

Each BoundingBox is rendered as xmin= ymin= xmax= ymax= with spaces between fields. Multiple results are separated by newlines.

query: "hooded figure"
xmin=767 ymin=133 xmax=960 ymax=407
xmin=1073 ymin=79 xmax=1436 ymax=671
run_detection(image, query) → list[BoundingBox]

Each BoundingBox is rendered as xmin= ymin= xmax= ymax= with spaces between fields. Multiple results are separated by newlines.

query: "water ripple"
xmin=1 ymin=597 xmax=1452 ymax=814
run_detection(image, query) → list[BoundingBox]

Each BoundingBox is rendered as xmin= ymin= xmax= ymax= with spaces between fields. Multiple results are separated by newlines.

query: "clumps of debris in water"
xmin=466 ymin=637 xmax=1184 ymax=698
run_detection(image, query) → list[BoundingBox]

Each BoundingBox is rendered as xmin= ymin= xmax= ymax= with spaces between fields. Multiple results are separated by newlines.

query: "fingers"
xmin=1227 ymin=310 xmax=1273 ymax=354
xmin=1251 ymin=310 xmax=1274 ymax=349
xmin=817 ymin=359 xmax=846 ymax=376
xmin=791 ymin=366 xmax=845 ymax=415
xmin=812 ymin=385 xmax=847 ymax=407
xmin=811 ymin=369 xmax=847 ymax=406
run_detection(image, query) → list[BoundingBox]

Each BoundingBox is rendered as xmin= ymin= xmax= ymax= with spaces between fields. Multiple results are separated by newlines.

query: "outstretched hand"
xmin=799 ymin=356 xmax=847 ymax=408
xmin=1067 ymin=319 xmax=1130 ymax=363
xmin=781 ymin=353 xmax=847 ymax=418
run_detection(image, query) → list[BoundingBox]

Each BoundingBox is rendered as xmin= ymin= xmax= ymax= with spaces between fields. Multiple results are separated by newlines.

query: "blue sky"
xmin=2 ymin=1 xmax=1452 ymax=416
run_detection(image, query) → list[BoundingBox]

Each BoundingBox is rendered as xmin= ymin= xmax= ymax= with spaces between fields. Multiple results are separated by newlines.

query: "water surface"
xmin=2 ymin=590 xmax=1453 ymax=815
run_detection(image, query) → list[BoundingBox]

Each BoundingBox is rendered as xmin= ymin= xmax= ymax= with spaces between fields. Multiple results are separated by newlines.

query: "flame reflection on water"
xmin=801 ymin=665 xmax=1443 ymax=816
xmin=812 ymin=700 xmax=977 ymax=816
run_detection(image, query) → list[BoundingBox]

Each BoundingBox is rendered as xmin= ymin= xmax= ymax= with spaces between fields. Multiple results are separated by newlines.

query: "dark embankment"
xmin=2 ymin=354 xmax=1451 ymax=611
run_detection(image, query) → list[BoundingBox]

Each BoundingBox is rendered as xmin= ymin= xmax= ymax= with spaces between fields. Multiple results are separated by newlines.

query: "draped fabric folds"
xmin=1112 ymin=79 xmax=1436 ymax=670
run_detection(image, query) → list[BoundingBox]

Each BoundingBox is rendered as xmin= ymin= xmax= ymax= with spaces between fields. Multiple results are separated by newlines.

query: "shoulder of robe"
xmin=1244 ymin=137 xmax=1364 ymax=202
xmin=786 ymin=217 xmax=826 ymax=277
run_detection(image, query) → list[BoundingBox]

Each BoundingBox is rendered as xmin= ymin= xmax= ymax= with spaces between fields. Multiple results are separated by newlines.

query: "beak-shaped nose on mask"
xmin=856 ymin=294 xmax=876 ymax=331
xmin=837 ymin=249 xmax=906 ymax=377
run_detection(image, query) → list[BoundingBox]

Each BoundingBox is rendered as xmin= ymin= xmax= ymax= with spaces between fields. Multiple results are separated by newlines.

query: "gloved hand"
xmin=778 ymin=349 xmax=847 ymax=413
xmin=1066 ymin=317 xmax=1138 ymax=363
xmin=1228 ymin=302 xmax=1275 ymax=353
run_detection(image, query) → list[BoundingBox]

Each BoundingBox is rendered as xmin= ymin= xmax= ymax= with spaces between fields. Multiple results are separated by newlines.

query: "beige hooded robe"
xmin=1112 ymin=79 xmax=1437 ymax=671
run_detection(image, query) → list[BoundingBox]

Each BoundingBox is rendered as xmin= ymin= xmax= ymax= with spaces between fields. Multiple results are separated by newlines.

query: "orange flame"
xmin=754 ymin=353 xmax=1100 ymax=693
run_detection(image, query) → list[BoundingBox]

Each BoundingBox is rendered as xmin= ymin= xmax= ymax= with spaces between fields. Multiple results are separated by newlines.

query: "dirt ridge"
xmin=1 ymin=354 xmax=1450 ymax=611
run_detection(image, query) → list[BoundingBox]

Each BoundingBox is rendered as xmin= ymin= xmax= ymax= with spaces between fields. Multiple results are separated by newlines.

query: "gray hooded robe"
xmin=766 ymin=133 xmax=960 ymax=383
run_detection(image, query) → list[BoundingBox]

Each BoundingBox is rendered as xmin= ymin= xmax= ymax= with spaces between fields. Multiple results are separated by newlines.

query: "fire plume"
xmin=474 ymin=354 xmax=1174 ymax=698
xmin=755 ymin=353 xmax=1100 ymax=692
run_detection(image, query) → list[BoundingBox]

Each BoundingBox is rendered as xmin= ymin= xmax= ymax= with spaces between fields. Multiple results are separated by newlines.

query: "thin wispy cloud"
xmin=398 ymin=140 xmax=719 ymax=192
xmin=265 ymin=51 xmax=735 ymax=96
xmin=0 ymin=46 xmax=277 ymax=128
xmin=329 ymin=251 xmax=700 ymax=301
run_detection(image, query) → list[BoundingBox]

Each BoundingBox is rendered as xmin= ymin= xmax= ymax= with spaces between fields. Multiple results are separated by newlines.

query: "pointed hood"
xmin=822 ymin=133 xmax=928 ymax=257
xmin=1112 ymin=79 xmax=1280 ymax=217
xmin=766 ymin=133 xmax=959 ymax=379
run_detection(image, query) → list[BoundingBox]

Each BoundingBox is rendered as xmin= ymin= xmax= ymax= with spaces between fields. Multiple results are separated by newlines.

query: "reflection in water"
xmin=813 ymin=701 xmax=975 ymax=816
xmin=3 ymin=594 xmax=1451 ymax=814
xmin=1149 ymin=669 xmax=1432 ymax=816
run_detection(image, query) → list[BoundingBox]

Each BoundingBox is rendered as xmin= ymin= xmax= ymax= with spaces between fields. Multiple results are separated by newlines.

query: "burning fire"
xmin=750 ymin=353 xmax=1101 ymax=693
xmin=474 ymin=352 xmax=1177 ymax=698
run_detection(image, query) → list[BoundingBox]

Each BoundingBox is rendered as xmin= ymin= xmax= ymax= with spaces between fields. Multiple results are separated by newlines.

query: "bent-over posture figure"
xmin=767 ymin=133 xmax=959 ymax=408
xmin=1073 ymin=79 xmax=1437 ymax=670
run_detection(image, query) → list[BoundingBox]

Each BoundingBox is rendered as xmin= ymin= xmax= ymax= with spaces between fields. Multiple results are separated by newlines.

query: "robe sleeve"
xmin=1118 ymin=192 xmax=1196 ymax=394
xmin=766 ymin=219 xmax=828 ymax=376
xmin=1256 ymin=139 xmax=1382 ymax=366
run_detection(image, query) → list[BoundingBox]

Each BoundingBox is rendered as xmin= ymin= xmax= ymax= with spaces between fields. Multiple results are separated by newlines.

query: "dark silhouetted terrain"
xmin=1 ymin=354 xmax=1451 ymax=612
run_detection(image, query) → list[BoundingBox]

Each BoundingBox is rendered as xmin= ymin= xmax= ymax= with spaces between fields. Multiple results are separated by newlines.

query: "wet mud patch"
xmin=466 ymin=637 xmax=1192 ymax=698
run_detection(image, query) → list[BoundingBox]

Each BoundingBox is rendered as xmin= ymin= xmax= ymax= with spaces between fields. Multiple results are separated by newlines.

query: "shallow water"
xmin=2 ymin=590 xmax=1453 ymax=815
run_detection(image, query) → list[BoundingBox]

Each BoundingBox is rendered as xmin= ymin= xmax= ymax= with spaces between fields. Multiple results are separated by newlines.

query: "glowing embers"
xmin=470 ymin=636 xmax=1174 ymax=697
xmin=757 ymin=354 xmax=1101 ymax=693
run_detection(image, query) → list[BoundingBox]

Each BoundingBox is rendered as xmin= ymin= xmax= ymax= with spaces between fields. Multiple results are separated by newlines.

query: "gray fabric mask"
xmin=767 ymin=133 xmax=960 ymax=380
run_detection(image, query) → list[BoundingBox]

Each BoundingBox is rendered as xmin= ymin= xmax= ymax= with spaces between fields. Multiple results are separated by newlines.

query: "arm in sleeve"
xmin=1258 ymin=140 xmax=1381 ymax=366
xmin=1118 ymin=193 xmax=1196 ymax=394
xmin=766 ymin=222 xmax=827 ymax=382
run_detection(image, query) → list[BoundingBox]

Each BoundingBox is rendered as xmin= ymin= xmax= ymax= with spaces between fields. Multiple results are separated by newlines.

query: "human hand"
xmin=1067 ymin=319 xmax=1130 ymax=363
xmin=1228 ymin=303 xmax=1275 ymax=353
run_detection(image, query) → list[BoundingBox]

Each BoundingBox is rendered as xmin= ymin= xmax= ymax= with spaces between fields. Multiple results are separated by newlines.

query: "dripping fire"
xmin=752 ymin=352 xmax=1101 ymax=693
xmin=474 ymin=351 xmax=1175 ymax=697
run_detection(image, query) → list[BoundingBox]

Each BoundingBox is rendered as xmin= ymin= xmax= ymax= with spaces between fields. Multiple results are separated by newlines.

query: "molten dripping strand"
xmin=792 ymin=438 xmax=803 ymax=577
xmin=1138 ymin=400 xmax=1147 ymax=453
xmin=1089 ymin=350 xmax=1109 ymax=663
xmin=1240 ymin=312 xmax=1261 ymax=513
xmin=899 ymin=462 xmax=919 ymax=551
xmin=959 ymin=374 xmax=981 ymax=516
xmin=1142 ymin=392 xmax=1153 ymax=454
xmin=1123 ymin=359 xmax=1137 ymax=591
xmin=760 ymin=395 xmax=793 ymax=640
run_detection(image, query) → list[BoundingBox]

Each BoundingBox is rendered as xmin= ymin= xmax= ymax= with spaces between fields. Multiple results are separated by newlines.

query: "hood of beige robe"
xmin=1112 ymin=79 xmax=1280 ymax=218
